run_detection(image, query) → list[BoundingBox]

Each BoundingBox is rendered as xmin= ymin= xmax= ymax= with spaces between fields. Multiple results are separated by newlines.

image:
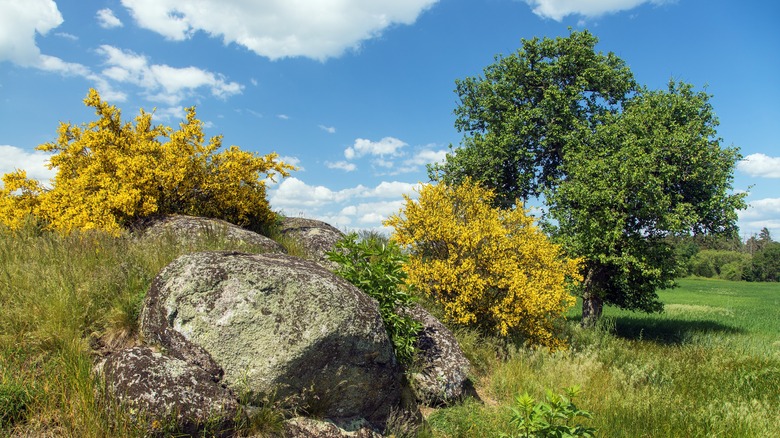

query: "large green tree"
xmin=432 ymin=30 xmax=746 ymax=326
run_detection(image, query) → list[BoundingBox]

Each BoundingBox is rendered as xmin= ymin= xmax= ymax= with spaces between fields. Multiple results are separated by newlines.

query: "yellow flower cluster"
xmin=0 ymin=89 xmax=294 ymax=234
xmin=385 ymin=179 xmax=582 ymax=349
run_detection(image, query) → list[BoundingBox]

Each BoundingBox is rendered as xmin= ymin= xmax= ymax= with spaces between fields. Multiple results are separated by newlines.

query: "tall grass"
xmin=2 ymin=221 xmax=778 ymax=437
xmin=429 ymin=278 xmax=780 ymax=437
xmin=0 ymin=223 xmax=275 ymax=436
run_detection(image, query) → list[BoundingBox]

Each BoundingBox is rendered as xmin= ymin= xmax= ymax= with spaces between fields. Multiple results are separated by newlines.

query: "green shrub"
xmin=501 ymin=386 xmax=596 ymax=438
xmin=690 ymin=250 xmax=751 ymax=279
xmin=327 ymin=232 xmax=422 ymax=364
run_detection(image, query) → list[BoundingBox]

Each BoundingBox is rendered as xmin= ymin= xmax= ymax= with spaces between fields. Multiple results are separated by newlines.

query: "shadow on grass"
xmin=569 ymin=314 xmax=745 ymax=344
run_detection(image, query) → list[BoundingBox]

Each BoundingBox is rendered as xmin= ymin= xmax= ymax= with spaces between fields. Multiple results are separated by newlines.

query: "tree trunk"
xmin=580 ymin=283 xmax=603 ymax=329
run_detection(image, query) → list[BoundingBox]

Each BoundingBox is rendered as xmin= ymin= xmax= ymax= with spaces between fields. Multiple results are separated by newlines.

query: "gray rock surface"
xmin=281 ymin=417 xmax=383 ymax=438
xmin=137 ymin=214 xmax=284 ymax=253
xmin=402 ymin=304 xmax=471 ymax=406
xmin=277 ymin=217 xmax=344 ymax=269
xmin=97 ymin=346 xmax=240 ymax=436
xmin=140 ymin=251 xmax=401 ymax=427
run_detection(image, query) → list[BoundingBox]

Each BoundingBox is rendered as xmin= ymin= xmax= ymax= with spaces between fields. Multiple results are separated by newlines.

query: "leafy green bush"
xmin=746 ymin=242 xmax=780 ymax=282
xmin=690 ymin=250 xmax=750 ymax=279
xmin=501 ymin=386 xmax=596 ymax=438
xmin=327 ymin=232 xmax=422 ymax=364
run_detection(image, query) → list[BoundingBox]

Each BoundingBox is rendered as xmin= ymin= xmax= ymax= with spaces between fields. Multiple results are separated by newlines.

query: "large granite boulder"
xmin=97 ymin=346 xmax=240 ymax=436
xmin=140 ymin=251 xmax=401 ymax=428
xmin=277 ymin=217 xmax=344 ymax=269
xmin=402 ymin=304 xmax=471 ymax=406
xmin=136 ymin=215 xmax=284 ymax=254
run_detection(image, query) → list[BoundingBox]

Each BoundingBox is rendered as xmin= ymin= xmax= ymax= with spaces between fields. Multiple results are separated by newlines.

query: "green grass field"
xmin=428 ymin=278 xmax=780 ymax=437
xmin=1 ymin=227 xmax=778 ymax=437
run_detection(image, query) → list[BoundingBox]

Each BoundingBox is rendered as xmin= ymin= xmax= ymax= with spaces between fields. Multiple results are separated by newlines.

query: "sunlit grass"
xmin=2 ymin=221 xmax=778 ymax=437
xmin=0 ymin=223 xmax=276 ymax=436
xmin=429 ymin=278 xmax=780 ymax=437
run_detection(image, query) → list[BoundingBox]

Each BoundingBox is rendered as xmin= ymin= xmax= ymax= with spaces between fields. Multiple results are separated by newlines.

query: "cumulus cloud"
xmin=345 ymin=137 xmax=407 ymax=160
xmin=739 ymin=197 xmax=780 ymax=237
xmin=319 ymin=125 xmax=337 ymax=134
xmin=524 ymin=0 xmax=671 ymax=21
xmin=268 ymin=177 xmax=421 ymax=231
xmin=0 ymin=0 xmax=98 ymax=80
xmin=0 ymin=145 xmax=56 ymax=185
xmin=0 ymin=0 xmax=62 ymax=66
xmin=119 ymin=0 xmax=439 ymax=61
xmin=96 ymin=45 xmax=243 ymax=105
xmin=279 ymin=156 xmax=303 ymax=171
xmin=326 ymin=161 xmax=357 ymax=172
xmin=56 ymin=32 xmax=78 ymax=41
xmin=737 ymin=153 xmax=780 ymax=178
xmin=0 ymin=1 xmax=240 ymax=107
xmin=97 ymin=8 xmax=123 ymax=28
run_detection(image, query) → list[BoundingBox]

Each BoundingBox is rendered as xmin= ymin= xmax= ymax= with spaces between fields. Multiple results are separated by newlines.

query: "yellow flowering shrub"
xmin=0 ymin=89 xmax=294 ymax=234
xmin=385 ymin=179 xmax=582 ymax=349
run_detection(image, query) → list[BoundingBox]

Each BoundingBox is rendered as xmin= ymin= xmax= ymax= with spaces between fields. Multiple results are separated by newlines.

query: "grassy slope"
xmin=1 ymin=227 xmax=778 ymax=437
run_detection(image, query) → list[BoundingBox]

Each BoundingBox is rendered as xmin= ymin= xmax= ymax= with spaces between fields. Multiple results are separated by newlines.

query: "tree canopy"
xmin=432 ymin=30 xmax=746 ymax=326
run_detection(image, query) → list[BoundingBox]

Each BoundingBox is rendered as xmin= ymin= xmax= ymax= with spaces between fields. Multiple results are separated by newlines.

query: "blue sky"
xmin=1 ymin=0 xmax=778 ymax=238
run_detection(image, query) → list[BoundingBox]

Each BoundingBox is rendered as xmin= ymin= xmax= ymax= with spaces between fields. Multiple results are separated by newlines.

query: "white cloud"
xmin=524 ymin=0 xmax=671 ymax=21
xmin=345 ymin=137 xmax=407 ymax=160
xmin=0 ymin=145 xmax=55 ymax=185
xmin=737 ymin=153 xmax=780 ymax=178
xmin=408 ymin=148 xmax=447 ymax=166
xmin=366 ymin=181 xmax=420 ymax=198
xmin=97 ymin=8 xmax=123 ymax=28
xmin=277 ymin=114 xmax=290 ymax=120
xmin=56 ymin=32 xmax=78 ymax=41
xmin=268 ymin=177 xmax=420 ymax=232
xmin=279 ymin=156 xmax=303 ymax=171
xmin=373 ymin=147 xmax=448 ymax=176
xmin=0 ymin=0 xmax=98 ymax=80
xmin=0 ymin=0 xmax=62 ymax=66
xmin=96 ymin=45 xmax=243 ymax=105
xmin=319 ymin=125 xmax=337 ymax=134
xmin=152 ymin=106 xmax=186 ymax=122
xmin=738 ymin=197 xmax=780 ymax=237
xmin=326 ymin=161 xmax=357 ymax=172
xmin=120 ymin=0 xmax=439 ymax=61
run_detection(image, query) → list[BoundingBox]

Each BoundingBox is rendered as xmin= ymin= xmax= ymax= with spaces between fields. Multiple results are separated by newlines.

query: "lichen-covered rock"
xmin=136 ymin=214 xmax=284 ymax=253
xmin=281 ymin=417 xmax=384 ymax=438
xmin=277 ymin=217 xmax=344 ymax=269
xmin=402 ymin=304 xmax=471 ymax=406
xmin=140 ymin=251 xmax=401 ymax=427
xmin=97 ymin=346 xmax=240 ymax=436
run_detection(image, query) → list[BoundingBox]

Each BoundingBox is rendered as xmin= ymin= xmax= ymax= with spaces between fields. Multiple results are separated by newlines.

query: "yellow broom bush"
xmin=0 ymin=89 xmax=294 ymax=234
xmin=385 ymin=179 xmax=581 ymax=349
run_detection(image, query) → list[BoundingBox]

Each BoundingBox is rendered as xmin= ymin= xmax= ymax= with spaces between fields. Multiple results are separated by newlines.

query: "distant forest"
xmin=673 ymin=227 xmax=780 ymax=282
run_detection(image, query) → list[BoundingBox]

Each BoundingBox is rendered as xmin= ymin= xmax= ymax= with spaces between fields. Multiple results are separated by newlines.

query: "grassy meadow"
xmin=1 ymin=226 xmax=779 ymax=437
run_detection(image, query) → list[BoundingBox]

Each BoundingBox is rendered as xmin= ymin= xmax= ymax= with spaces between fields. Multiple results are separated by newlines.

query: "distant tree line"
xmin=672 ymin=227 xmax=780 ymax=282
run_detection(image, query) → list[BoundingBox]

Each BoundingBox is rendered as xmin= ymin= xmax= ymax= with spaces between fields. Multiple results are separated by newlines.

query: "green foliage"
xmin=502 ymin=386 xmax=596 ymax=438
xmin=432 ymin=29 xmax=636 ymax=207
xmin=745 ymin=242 xmax=780 ymax=282
xmin=434 ymin=30 xmax=746 ymax=325
xmin=327 ymin=232 xmax=422 ymax=364
xmin=689 ymin=250 xmax=751 ymax=279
